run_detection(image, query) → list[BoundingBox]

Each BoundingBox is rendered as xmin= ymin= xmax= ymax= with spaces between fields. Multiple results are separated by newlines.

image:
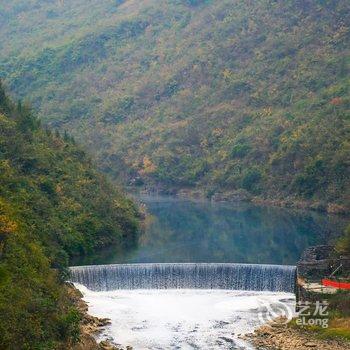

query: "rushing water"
xmin=76 ymin=286 xmax=295 ymax=350
xmin=70 ymin=263 xmax=296 ymax=292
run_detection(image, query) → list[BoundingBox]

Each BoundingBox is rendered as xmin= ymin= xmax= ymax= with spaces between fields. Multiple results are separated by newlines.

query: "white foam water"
xmin=76 ymin=285 xmax=295 ymax=350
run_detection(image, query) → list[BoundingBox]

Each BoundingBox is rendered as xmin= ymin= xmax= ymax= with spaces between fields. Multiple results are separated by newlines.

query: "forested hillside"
xmin=0 ymin=82 xmax=140 ymax=349
xmin=1 ymin=0 xmax=349 ymax=209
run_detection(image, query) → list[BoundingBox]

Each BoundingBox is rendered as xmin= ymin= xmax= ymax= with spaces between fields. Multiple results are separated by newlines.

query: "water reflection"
xmin=75 ymin=195 xmax=347 ymax=266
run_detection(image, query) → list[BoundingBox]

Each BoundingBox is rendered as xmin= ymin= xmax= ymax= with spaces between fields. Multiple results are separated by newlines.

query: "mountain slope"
xmin=0 ymin=82 xmax=140 ymax=349
xmin=1 ymin=0 xmax=349 ymax=208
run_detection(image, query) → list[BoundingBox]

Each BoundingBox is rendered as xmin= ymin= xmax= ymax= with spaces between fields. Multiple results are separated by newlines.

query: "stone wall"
xmin=297 ymin=245 xmax=350 ymax=280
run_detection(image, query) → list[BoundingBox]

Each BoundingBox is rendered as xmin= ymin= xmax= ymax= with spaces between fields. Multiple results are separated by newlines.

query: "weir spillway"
xmin=69 ymin=263 xmax=296 ymax=293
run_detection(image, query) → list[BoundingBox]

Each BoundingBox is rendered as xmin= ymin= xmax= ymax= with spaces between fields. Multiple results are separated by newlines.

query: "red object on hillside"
xmin=329 ymin=97 xmax=343 ymax=105
xmin=322 ymin=278 xmax=350 ymax=290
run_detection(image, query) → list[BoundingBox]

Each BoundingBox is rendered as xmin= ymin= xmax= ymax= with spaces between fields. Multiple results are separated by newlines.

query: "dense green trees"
xmin=0 ymin=82 xmax=140 ymax=349
xmin=1 ymin=0 xmax=349 ymax=208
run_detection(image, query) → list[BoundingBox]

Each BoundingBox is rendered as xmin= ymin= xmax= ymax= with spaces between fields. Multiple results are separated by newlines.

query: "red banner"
xmin=322 ymin=278 xmax=350 ymax=290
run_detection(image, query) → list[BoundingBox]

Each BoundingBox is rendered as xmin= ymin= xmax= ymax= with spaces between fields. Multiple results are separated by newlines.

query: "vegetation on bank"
xmin=336 ymin=225 xmax=350 ymax=255
xmin=1 ymin=0 xmax=349 ymax=208
xmin=290 ymin=291 xmax=350 ymax=342
xmin=0 ymin=82 xmax=140 ymax=349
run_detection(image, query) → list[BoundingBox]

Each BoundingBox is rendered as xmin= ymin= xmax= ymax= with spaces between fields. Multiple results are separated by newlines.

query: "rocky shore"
xmin=243 ymin=322 xmax=350 ymax=350
xmin=66 ymin=283 xmax=132 ymax=350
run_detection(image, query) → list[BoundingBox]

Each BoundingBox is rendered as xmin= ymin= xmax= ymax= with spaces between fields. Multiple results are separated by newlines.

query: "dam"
xmin=69 ymin=262 xmax=297 ymax=293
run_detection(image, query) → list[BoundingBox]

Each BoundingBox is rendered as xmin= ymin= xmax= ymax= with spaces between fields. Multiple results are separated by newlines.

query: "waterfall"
xmin=69 ymin=263 xmax=296 ymax=293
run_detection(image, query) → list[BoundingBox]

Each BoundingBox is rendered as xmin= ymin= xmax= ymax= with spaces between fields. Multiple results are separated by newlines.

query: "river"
xmin=76 ymin=194 xmax=346 ymax=266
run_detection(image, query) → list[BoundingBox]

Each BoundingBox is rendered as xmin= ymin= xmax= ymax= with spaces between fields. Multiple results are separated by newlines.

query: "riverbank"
xmin=131 ymin=186 xmax=349 ymax=216
xmin=244 ymin=321 xmax=350 ymax=350
xmin=188 ymin=190 xmax=348 ymax=215
xmin=66 ymin=283 xmax=132 ymax=350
